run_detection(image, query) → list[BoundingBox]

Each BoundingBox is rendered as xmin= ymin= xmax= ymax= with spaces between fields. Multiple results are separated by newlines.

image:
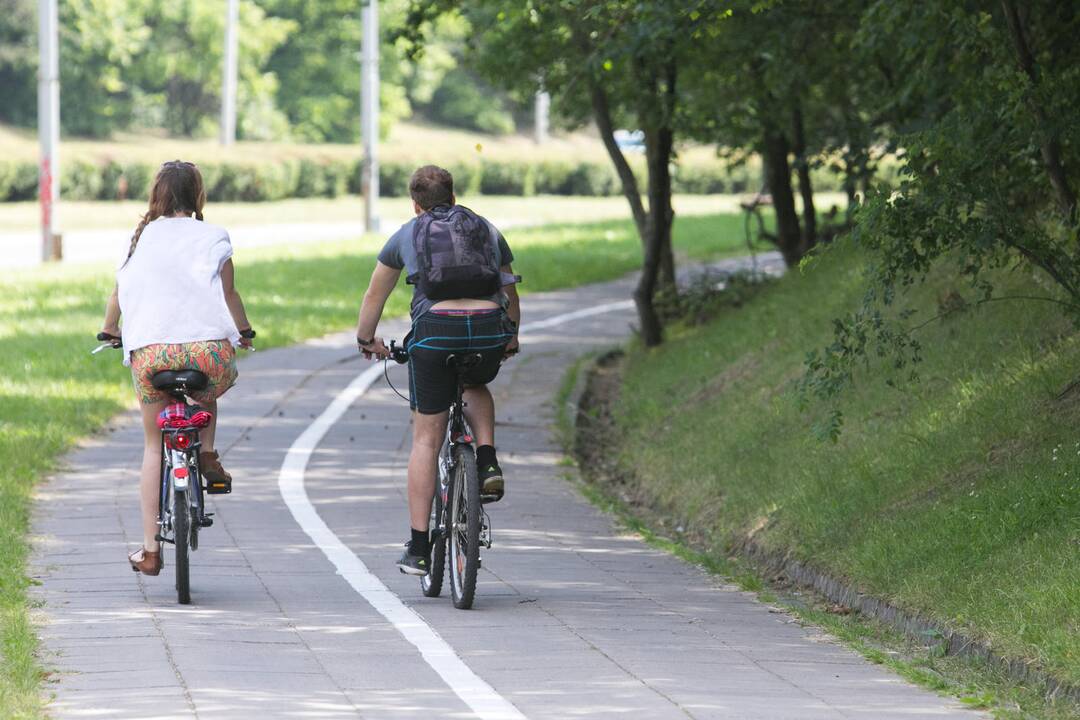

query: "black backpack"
xmin=409 ymin=205 xmax=501 ymax=300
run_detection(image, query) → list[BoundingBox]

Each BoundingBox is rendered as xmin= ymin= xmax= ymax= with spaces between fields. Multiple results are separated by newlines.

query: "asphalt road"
xmin=30 ymin=259 xmax=984 ymax=719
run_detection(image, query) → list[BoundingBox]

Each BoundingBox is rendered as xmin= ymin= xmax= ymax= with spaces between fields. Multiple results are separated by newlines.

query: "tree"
xmin=404 ymin=0 xmax=700 ymax=346
xmin=0 ymin=0 xmax=36 ymax=127
xmin=801 ymin=0 xmax=1080 ymax=434
xmin=684 ymin=1 xmax=880 ymax=267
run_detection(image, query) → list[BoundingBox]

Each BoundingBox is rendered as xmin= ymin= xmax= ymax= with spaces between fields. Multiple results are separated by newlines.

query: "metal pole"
xmin=37 ymin=0 xmax=61 ymax=262
xmin=361 ymin=0 xmax=380 ymax=232
xmin=534 ymin=90 xmax=550 ymax=145
xmin=220 ymin=0 xmax=239 ymax=145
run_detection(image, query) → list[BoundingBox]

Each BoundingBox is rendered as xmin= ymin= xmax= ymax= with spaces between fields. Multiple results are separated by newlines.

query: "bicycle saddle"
xmin=151 ymin=369 xmax=209 ymax=392
xmin=445 ymin=353 xmax=483 ymax=370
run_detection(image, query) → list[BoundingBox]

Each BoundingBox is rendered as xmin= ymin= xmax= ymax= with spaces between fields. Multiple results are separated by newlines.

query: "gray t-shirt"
xmin=377 ymin=208 xmax=516 ymax=318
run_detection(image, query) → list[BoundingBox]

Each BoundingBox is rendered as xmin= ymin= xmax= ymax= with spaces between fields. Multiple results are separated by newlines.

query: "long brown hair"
xmin=124 ymin=160 xmax=207 ymax=263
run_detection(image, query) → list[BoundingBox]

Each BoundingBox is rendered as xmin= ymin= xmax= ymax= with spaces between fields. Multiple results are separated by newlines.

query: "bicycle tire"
xmin=189 ymin=455 xmax=202 ymax=552
xmin=420 ymin=478 xmax=446 ymax=598
xmin=448 ymin=443 xmax=480 ymax=610
xmin=173 ymin=485 xmax=191 ymax=605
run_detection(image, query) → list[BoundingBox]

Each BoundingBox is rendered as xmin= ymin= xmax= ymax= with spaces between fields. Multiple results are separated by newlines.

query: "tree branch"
xmin=1000 ymin=0 xmax=1077 ymax=219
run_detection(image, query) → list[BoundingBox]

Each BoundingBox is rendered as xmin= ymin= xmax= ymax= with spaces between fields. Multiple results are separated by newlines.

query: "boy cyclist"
xmin=355 ymin=165 xmax=521 ymax=575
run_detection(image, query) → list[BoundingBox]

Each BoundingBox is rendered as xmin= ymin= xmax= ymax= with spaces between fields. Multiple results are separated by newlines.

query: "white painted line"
xmin=277 ymin=299 xmax=635 ymax=720
xmin=520 ymin=299 xmax=634 ymax=332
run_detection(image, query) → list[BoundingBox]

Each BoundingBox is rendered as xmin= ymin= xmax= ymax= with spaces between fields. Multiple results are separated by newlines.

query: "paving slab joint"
xmin=571 ymin=352 xmax=1080 ymax=710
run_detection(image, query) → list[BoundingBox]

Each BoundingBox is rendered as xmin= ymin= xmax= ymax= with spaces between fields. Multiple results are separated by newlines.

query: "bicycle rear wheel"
xmin=448 ymin=444 xmax=480 ymax=609
xmin=173 ymin=485 xmax=191 ymax=605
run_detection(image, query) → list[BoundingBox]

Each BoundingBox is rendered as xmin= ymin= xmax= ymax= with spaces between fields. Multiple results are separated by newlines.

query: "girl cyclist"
xmin=99 ymin=160 xmax=254 ymax=576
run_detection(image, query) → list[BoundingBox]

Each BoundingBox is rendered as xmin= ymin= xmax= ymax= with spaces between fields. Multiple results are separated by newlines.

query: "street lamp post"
xmin=361 ymin=0 xmax=379 ymax=233
xmin=37 ymin=0 xmax=61 ymax=262
xmin=534 ymin=91 xmax=550 ymax=145
xmin=220 ymin=0 xmax=239 ymax=146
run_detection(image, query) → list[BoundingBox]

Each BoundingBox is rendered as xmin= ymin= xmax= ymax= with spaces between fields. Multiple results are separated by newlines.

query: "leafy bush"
xmin=376 ymin=160 xmax=413 ymax=197
xmin=61 ymin=160 xmax=105 ymax=201
xmin=533 ymin=160 xmax=576 ymax=195
xmin=0 ymin=162 xmax=35 ymax=201
xmin=451 ymin=162 xmax=482 ymax=196
xmin=564 ymin=162 xmax=619 ymax=196
xmin=295 ymin=159 xmax=329 ymax=198
xmin=479 ymin=160 xmax=535 ymax=196
xmin=0 ymin=156 xmax=745 ymax=203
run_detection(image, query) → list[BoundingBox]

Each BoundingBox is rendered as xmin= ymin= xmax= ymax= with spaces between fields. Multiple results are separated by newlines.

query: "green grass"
xmin=0 ymin=192 xmax=787 ymax=232
xmin=609 ymin=238 xmax=1080 ymax=699
xmin=0 ymin=212 xmax=746 ymax=717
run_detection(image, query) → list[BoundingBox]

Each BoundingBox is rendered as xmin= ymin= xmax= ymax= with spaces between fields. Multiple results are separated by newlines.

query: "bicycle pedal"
xmin=205 ymin=479 xmax=231 ymax=494
xmin=199 ymin=517 xmax=214 ymax=528
xmin=154 ymin=534 xmax=175 ymax=545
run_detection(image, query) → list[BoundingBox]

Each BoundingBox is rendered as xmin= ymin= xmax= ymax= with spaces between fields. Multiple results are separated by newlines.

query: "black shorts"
xmin=406 ymin=309 xmax=516 ymax=415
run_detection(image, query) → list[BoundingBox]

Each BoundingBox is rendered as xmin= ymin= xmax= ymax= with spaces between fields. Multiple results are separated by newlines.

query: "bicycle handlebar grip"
xmin=388 ymin=340 xmax=409 ymax=365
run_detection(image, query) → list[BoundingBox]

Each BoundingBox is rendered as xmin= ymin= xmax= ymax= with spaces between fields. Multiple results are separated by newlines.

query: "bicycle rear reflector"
xmin=165 ymin=432 xmax=196 ymax=450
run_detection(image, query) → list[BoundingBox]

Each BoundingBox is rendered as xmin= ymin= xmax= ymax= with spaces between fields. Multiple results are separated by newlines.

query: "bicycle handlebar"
xmin=387 ymin=340 xmax=409 ymax=365
xmin=92 ymin=332 xmax=122 ymax=354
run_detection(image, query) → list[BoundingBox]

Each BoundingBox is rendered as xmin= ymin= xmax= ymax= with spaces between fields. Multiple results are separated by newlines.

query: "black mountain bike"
xmin=95 ymin=333 xmax=225 ymax=605
xmin=387 ymin=341 xmax=492 ymax=610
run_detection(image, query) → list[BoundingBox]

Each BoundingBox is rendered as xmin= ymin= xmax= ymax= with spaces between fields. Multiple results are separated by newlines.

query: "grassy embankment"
xmin=0 ymin=212 xmax=747 ymax=717
xmin=598 ymin=238 xmax=1079 ymax=714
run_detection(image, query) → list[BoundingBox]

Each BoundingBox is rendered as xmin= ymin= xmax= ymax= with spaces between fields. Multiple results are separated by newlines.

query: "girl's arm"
xmin=102 ymin=284 xmax=122 ymax=336
xmin=220 ymin=259 xmax=253 ymax=346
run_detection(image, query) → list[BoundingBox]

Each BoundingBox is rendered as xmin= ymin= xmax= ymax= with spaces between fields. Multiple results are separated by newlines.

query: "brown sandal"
xmin=128 ymin=547 xmax=163 ymax=576
xmin=199 ymin=450 xmax=233 ymax=494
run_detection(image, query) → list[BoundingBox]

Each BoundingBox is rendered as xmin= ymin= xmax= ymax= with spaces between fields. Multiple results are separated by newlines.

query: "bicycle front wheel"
xmin=173 ymin=485 xmax=191 ymax=605
xmin=448 ymin=444 xmax=480 ymax=609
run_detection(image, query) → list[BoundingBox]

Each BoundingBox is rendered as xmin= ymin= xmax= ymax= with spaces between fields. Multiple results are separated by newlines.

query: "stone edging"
xmin=572 ymin=352 xmax=1080 ymax=709
xmin=738 ymin=541 xmax=1080 ymax=706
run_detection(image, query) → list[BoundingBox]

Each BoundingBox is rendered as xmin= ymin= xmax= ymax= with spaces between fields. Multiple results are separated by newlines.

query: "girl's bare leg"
xmin=198 ymin=397 xmax=217 ymax=452
xmin=138 ymin=400 xmax=170 ymax=554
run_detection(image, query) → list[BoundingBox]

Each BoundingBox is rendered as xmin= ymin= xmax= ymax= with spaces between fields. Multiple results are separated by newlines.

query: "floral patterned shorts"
xmin=130 ymin=340 xmax=238 ymax=405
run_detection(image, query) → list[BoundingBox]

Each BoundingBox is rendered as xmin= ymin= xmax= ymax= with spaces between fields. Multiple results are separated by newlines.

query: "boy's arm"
xmin=356 ymin=261 xmax=402 ymax=358
xmin=502 ymin=264 xmax=520 ymax=355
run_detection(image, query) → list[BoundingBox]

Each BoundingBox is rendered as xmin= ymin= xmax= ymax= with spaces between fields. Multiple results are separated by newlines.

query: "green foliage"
xmin=612 ymin=238 xmax=1080 ymax=687
xmin=478 ymin=160 xmax=533 ymax=195
xmin=0 ymin=162 xmax=38 ymax=202
xmin=0 ymin=155 xmax=668 ymax=202
xmin=0 ymin=0 xmax=37 ymax=127
xmin=424 ymin=67 xmax=516 ymax=135
xmin=801 ymin=1 xmax=1080 ymax=417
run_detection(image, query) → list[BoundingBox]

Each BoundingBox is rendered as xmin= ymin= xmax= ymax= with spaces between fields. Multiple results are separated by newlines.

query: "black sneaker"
xmin=397 ymin=544 xmax=430 ymax=576
xmin=478 ymin=460 xmax=504 ymax=503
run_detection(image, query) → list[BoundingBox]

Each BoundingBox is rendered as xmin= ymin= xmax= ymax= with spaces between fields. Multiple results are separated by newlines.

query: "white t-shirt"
xmin=116 ymin=217 xmax=240 ymax=366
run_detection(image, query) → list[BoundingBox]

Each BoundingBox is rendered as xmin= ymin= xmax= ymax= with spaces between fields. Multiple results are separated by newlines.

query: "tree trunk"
xmin=590 ymin=80 xmax=648 ymax=237
xmin=791 ymin=101 xmax=816 ymax=254
xmin=761 ymin=127 xmax=803 ymax=267
xmin=1001 ymin=0 xmax=1077 ymax=219
xmin=636 ymin=122 xmax=674 ymax=347
xmin=659 ymin=235 xmax=676 ymax=289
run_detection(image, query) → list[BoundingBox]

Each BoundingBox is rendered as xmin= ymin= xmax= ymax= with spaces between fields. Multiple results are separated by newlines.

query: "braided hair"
xmin=124 ymin=160 xmax=207 ymax=265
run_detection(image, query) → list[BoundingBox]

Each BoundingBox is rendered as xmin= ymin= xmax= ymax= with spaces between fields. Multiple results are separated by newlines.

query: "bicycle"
xmin=385 ymin=340 xmax=493 ymax=610
xmin=94 ymin=332 xmax=228 ymax=605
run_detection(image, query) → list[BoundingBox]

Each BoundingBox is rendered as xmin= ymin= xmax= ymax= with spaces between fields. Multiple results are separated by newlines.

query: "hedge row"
xmin=0 ymin=155 xmax=810 ymax=202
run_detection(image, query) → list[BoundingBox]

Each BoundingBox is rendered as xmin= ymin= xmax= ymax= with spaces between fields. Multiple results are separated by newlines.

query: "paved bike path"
xmin=31 ymin=258 xmax=984 ymax=719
